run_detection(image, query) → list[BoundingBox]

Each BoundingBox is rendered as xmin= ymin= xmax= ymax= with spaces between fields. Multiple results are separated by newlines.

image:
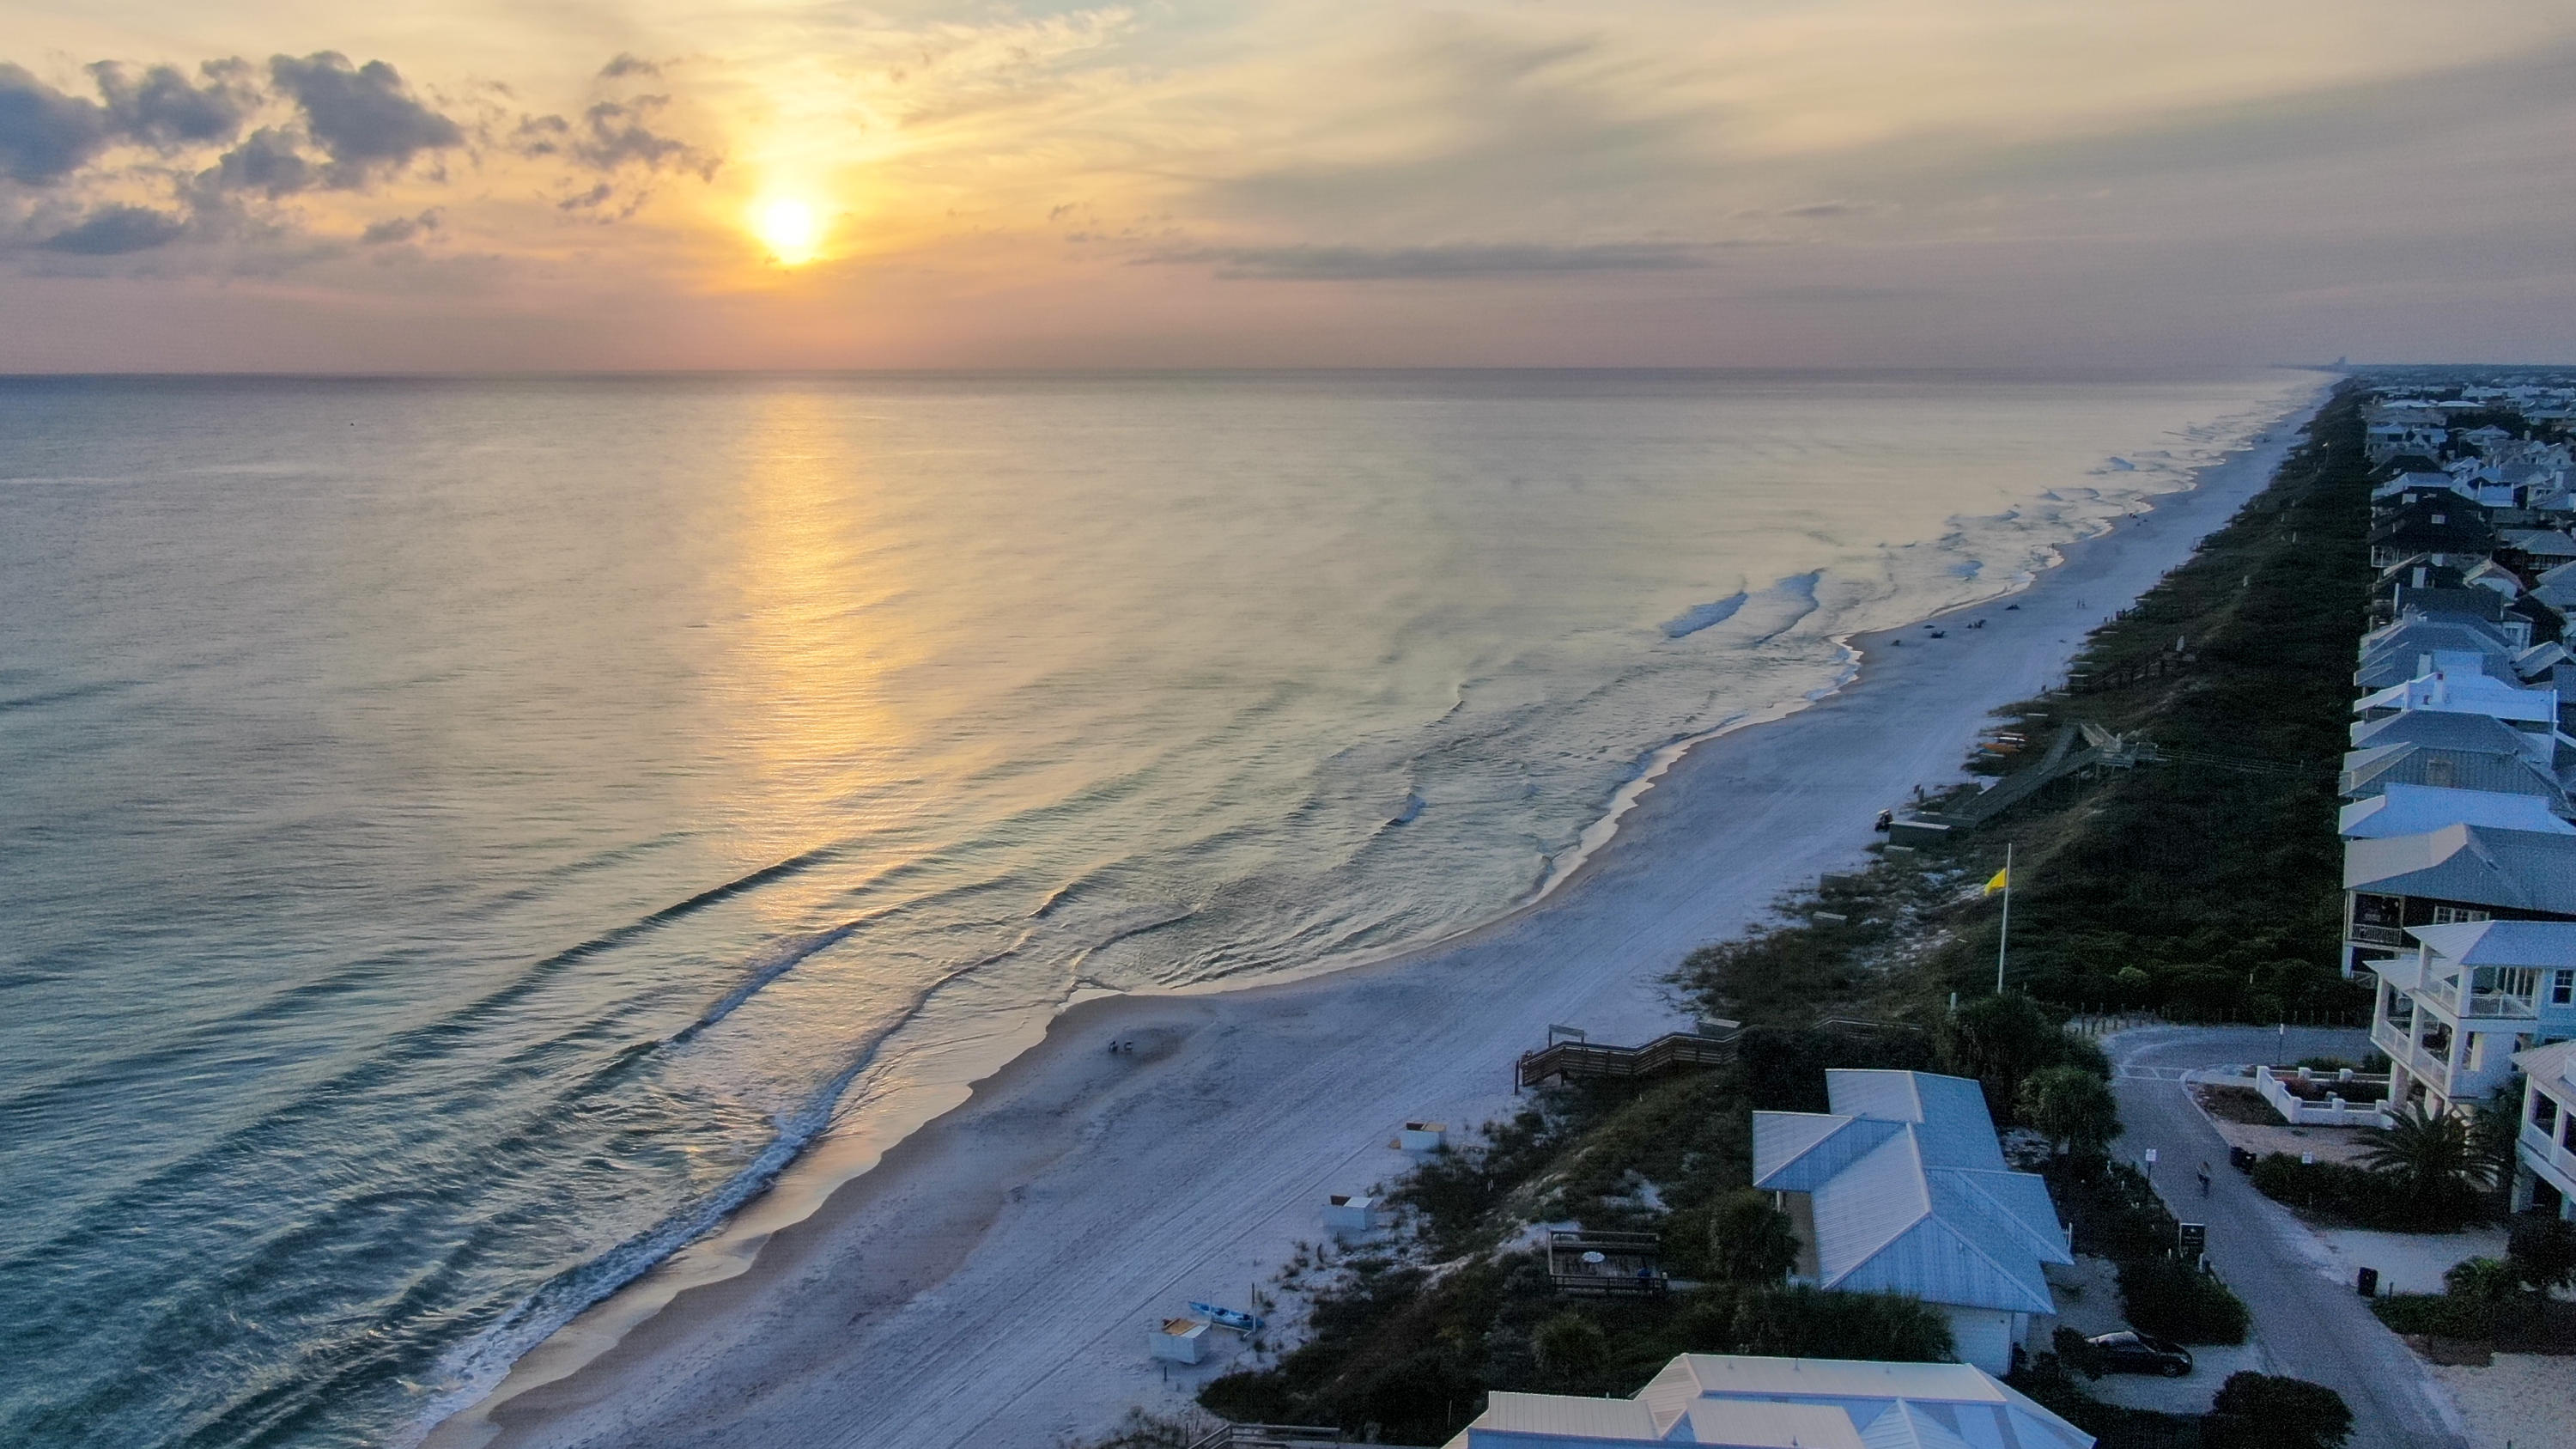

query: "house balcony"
xmin=2348 ymin=923 xmax=2409 ymax=949
xmin=2374 ymin=1019 xmax=2457 ymax=1097
xmin=2463 ymin=989 xmax=2541 ymax=1020
xmin=2521 ymin=1120 xmax=2576 ymax=1195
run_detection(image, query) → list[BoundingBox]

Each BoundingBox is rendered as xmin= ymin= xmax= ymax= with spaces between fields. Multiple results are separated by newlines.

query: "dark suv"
xmin=2084 ymin=1330 xmax=2195 ymax=1377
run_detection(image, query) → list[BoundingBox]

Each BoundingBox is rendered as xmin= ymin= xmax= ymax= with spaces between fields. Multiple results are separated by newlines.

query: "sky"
xmin=3 ymin=1 xmax=2574 ymax=371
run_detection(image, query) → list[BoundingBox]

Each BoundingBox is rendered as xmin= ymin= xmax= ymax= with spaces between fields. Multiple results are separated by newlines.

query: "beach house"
xmin=1441 ymin=1355 xmax=2092 ymax=1449
xmin=2351 ymin=670 xmax=2561 ymax=761
xmin=2370 ymin=917 xmax=2576 ymax=1108
xmin=2509 ymin=1038 xmax=2576 ymax=1221
xmin=1749 ymin=1070 xmax=2070 ymax=1374
xmin=2368 ymin=919 xmax=2576 ymax=1117
xmin=2343 ymin=823 xmax=2576 ymax=983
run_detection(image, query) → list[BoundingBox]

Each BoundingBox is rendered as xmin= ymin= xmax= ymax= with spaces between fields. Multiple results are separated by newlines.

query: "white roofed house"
xmin=1750 ymin=1070 xmax=2072 ymax=1375
xmin=2352 ymin=670 xmax=2563 ymax=764
xmin=1440 ymin=1355 xmax=2092 ymax=1449
xmin=2344 ymin=825 xmax=2576 ymax=1117
xmin=2510 ymin=1038 xmax=2576 ymax=1221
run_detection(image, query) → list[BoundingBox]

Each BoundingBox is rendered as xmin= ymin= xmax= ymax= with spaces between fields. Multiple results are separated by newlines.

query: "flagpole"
xmin=1996 ymin=842 xmax=2013 ymax=995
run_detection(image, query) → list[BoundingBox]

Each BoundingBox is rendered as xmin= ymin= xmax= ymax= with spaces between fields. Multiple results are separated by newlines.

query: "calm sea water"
xmin=0 ymin=370 xmax=2312 ymax=1446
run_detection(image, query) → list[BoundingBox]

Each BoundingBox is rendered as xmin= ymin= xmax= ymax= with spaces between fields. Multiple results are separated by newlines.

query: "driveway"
xmin=2105 ymin=1026 xmax=2468 ymax=1449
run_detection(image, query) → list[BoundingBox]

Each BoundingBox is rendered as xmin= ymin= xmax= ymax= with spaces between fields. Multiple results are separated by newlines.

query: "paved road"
xmin=2105 ymin=1026 xmax=2468 ymax=1449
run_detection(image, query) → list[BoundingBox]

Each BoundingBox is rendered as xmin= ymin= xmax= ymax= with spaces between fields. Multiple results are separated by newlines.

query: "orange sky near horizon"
xmin=4 ymin=1 xmax=2576 ymax=369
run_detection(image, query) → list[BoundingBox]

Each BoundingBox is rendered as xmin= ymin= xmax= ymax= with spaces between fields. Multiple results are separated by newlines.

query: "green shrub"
xmin=2507 ymin=1214 xmax=2576 ymax=1292
xmin=2367 ymin=1291 xmax=2515 ymax=1340
xmin=1705 ymin=1190 xmax=1799 ymax=1284
xmin=2207 ymin=1373 xmax=2353 ymax=1449
xmin=2245 ymin=1153 xmax=2480 ymax=1231
xmin=1532 ymin=1312 xmax=1612 ymax=1391
xmin=2117 ymin=1256 xmax=2249 ymax=1344
xmin=1718 ymin=1284 xmax=1954 ymax=1362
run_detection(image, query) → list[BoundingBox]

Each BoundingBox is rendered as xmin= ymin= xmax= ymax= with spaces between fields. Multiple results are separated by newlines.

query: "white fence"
xmin=2254 ymin=1064 xmax=2391 ymax=1127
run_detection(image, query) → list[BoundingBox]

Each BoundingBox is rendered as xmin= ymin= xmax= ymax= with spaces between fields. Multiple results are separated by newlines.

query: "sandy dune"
xmin=439 ymin=391 xmax=2325 ymax=1449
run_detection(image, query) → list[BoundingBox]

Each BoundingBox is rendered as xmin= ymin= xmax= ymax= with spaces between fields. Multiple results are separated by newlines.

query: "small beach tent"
xmin=1438 ymin=1354 xmax=2092 ymax=1448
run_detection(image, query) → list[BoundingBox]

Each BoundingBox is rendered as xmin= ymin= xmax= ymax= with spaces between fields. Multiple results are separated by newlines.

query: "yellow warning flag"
xmin=1984 ymin=867 xmax=2010 ymax=895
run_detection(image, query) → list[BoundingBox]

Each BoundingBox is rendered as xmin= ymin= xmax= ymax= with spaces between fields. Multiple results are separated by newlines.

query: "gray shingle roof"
xmin=2343 ymin=823 xmax=2576 ymax=913
xmin=2339 ymin=743 xmax=2565 ymax=806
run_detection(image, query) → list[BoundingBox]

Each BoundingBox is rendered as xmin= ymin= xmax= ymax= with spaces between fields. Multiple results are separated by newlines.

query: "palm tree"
xmin=2359 ymin=1103 xmax=2489 ymax=1221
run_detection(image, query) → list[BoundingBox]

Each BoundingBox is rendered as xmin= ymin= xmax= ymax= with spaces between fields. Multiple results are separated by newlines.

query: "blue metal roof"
xmin=1752 ymin=1071 xmax=2070 ymax=1316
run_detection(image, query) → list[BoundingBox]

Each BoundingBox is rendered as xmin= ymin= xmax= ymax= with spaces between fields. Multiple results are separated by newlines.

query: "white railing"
xmin=2255 ymin=1065 xmax=2392 ymax=1127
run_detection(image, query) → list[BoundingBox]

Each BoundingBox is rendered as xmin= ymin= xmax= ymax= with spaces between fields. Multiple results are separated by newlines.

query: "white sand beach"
xmin=430 ymin=388 xmax=2328 ymax=1449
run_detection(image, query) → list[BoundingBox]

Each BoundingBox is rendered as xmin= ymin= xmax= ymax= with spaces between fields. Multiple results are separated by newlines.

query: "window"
xmin=2431 ymin=905 xmax=2494 ymax=925
xmin=2538 ymin=1094 xmax=2561 ymax=1134
xmin=2554 ymin=970 xmax=2574 ymax=1007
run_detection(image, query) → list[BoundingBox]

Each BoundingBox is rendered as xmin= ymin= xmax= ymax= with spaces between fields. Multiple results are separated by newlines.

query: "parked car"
xmin=2084 ymin=1330 xmax=2194 ymax=1377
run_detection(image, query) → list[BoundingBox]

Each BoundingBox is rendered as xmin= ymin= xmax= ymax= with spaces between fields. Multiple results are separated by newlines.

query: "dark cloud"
xmin=574 ymin=99 xmax=699 ymax=172
xmin=90 ymin=60 xmax=253 ymax=148
xmin=0 ymin=64 xmax=109 ymax=185
xmin=37 ymin=204 xmax=186 ymax=254
xmin=204 ymin=127 xmax=314 ymax=197
xmin=512 ymin=113 xmax=569 ymax=155
xmin=518 ymin=96 xmax=717 ymax=183
xmin=268 ymin=52 xmax=462 ymax=185
xmin=598 ymin=54 xmax=660 ymax=80
xmin=1147 ymin=240 xmax=1719 ymax=280
xmin=557 ymin=180 xmax=614 ymax=211
xmin=361 ymin=208 xmax=440 ymax=244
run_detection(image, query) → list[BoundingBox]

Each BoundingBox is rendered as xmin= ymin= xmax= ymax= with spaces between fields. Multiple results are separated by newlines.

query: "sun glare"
xmin=753 ymin=198 xmax=823 ymax=265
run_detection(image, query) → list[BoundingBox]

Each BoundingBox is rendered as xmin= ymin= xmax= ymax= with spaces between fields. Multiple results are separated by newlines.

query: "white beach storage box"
xmin=1322 ymin=1193 xmax=1377 ymax=1237
xmin=1151 ymin=1318 xmax=1209 ymax=1364
xmin=1399 ymin=1122 xmax=1448 ymax=1152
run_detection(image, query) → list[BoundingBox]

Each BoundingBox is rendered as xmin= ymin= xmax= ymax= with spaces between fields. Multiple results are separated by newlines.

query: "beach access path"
xmin=2109 ymin=1026 xmax=2469 ymax=1449
xmin=450 ymin=394 xmax=2327 ymax=1449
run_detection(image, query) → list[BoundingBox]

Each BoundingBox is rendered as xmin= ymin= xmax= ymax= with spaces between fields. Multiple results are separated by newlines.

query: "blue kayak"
xmin=1188 ymin=1300 xmax=1264 ymax=1333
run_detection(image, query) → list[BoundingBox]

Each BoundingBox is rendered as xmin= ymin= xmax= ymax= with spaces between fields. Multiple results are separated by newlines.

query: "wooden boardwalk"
xmin=1514 ymin=1029 xmax=1737 ymax=1089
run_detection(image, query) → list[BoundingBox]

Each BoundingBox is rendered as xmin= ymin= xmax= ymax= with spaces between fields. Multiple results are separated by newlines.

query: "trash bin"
xmin=2228 ymin=1147 xmax=2257 ymax=1172
xmin=2356 ymin=1267 xmax=2379 ymax=1298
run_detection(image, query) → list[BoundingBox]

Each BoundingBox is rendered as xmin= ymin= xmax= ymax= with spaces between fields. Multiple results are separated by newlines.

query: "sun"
xmin=751 ymin=197 xmax=824 ymax=265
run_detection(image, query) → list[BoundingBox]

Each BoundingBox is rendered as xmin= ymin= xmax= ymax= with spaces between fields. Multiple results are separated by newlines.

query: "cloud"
xmin=1145 ymin=240 xmax=1722 ymax=279
xmin=0 ymin=64 xmax=109 ymax=184
xmin=203 ymin=127 xmax=313 ymax=197
xmin=572 ymin=99 xmax=712 ymax=176
xmin=360 ymin=208 xmax=440 ymax=244
xmin=90 ymin=61 xmax=252 ymax=148
xmin=267 ymin=52 xmax=462 ymax=185
xmin=36 ymin=204 xmax=187 ymax=254
xmin=599 ymin=55 xmax=661 ymax=81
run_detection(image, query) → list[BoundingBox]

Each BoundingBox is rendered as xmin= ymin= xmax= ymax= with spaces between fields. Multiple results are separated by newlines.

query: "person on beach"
xmin=2197 ymin=1160 xmax=2212 ymax=1196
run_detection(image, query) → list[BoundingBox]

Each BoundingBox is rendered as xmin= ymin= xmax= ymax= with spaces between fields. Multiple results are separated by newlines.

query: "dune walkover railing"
xmin=1515 ymin=1025 xmax=1740 ymax=1090
xmin=1182 ymin=1423 xmax=1346 ymax=1449
xmin=1546 ymin=1228 xmax=1668 ymax=1297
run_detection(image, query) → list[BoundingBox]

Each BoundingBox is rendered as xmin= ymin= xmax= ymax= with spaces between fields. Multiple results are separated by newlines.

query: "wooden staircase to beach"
xmin=1182 ymin=1424 xmax=1346 ymax=1449
xmin=1514 ymin=1028 xmax=1739 ymax=1090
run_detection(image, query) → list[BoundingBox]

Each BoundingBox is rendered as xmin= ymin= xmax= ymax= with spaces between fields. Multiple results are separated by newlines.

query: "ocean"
xmin=0 ymin=368 xmax=2317 ymax=1447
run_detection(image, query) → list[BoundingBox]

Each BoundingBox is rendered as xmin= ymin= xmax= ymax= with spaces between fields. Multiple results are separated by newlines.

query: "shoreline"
xmin=425 ymin=381 xmax=2330 ymax=1449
